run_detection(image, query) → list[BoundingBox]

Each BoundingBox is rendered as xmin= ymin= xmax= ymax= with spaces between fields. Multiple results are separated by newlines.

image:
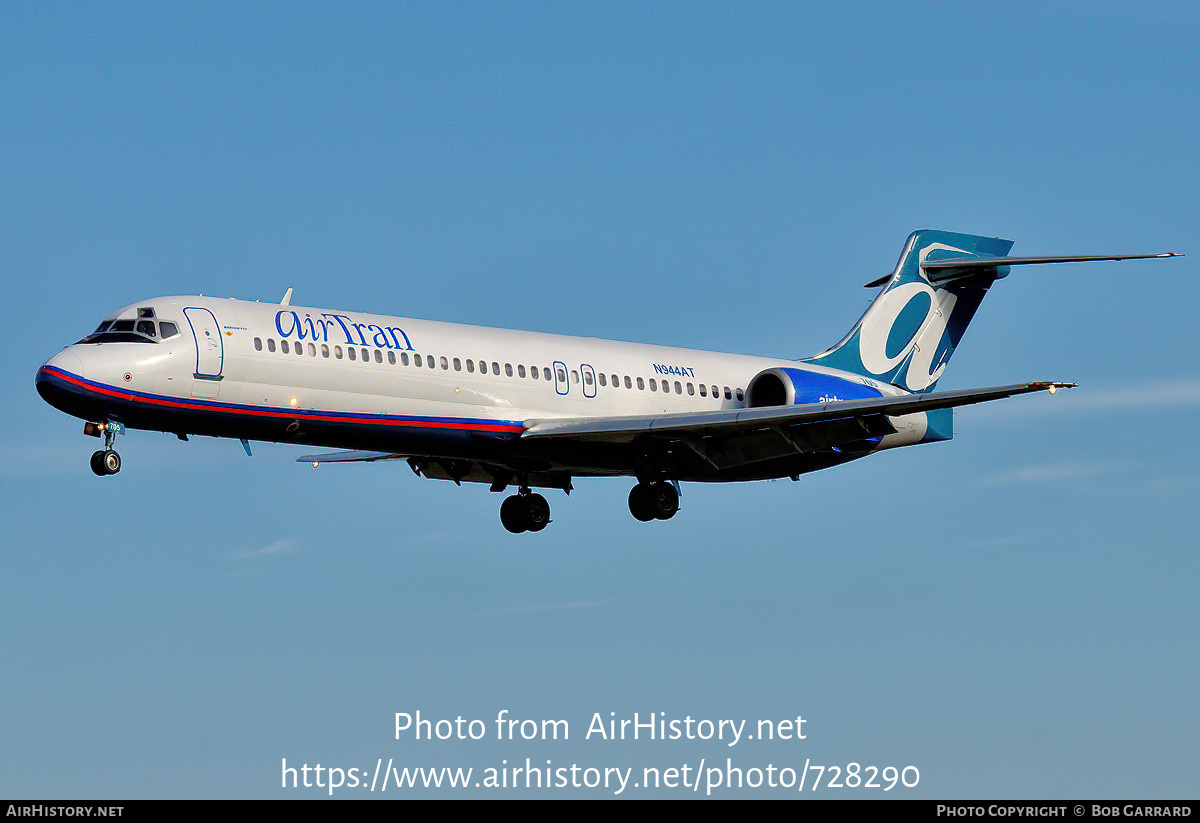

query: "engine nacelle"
xmin=746 ymin=366 xmax=884 ymax=408
xmin=745 ymin=366 xmax=952 ymax=450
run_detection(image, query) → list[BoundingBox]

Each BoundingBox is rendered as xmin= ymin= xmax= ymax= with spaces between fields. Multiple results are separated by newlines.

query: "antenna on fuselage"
xmin=280 ymin=288 xmax=293 ymax=306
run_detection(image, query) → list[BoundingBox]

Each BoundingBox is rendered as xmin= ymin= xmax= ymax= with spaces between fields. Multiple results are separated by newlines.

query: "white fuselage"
xmin=47 ymin=295 xmax=901 ymax=424
xmin=38 ymin=294 xmax=930 ymax=489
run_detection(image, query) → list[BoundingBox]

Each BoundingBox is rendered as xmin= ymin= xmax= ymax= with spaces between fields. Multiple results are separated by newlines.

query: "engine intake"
xmin=746 ymin=367 xmax=885 ymax=408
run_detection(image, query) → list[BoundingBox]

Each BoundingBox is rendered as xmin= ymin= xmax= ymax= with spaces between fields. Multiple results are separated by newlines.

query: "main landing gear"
xmin=628 ymin=481 xmax=679 ymax=522
xmin=84 ymin=421 xmax=123 ymax=476
xmin=500 ymin=490 xmax=551 ymax=534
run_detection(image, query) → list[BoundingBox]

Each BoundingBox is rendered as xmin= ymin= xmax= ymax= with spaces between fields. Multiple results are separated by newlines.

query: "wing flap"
xmin=684 ymin=414 xmax=897 ymax=470
xmin=298 ymin=450 xmax=407 ymax=464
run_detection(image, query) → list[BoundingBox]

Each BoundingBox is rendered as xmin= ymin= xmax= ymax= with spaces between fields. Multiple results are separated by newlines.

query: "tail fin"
xmin=803 ymin=230 xmax=1014 ymax=393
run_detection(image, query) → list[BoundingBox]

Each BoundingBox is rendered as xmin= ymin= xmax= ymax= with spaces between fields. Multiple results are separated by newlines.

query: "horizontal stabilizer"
xmin=864 ymin=252 xmax=1181 ymax=287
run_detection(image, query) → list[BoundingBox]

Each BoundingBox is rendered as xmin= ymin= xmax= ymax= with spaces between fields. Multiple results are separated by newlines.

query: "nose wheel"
xmin=500 ymin=492 xmax=551 ymax=533
xmin=90 ymin=449 xmax=121 ymax=476
xmin=85 ymin=420 xmax=123 ymax=476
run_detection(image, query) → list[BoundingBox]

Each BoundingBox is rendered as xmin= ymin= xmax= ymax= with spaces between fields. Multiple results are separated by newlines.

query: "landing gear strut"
xmin=628 ymin=481 xmax=679 ymax=522
xmin=86 ymin=421 xmax=122 ymax=476
xmin=500 ymin=491 xmax=551 ymax=533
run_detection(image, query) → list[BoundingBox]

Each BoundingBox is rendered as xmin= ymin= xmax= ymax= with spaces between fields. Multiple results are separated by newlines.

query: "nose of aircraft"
xmin=36 ymin=348 xmax=87 ymax=411
xmin=40 ymin=348 xmax=87 ymax=380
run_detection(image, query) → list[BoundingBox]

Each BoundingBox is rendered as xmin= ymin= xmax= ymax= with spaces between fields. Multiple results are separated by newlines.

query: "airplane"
xmin=35 ymin=230 xmax=1180 ymax=533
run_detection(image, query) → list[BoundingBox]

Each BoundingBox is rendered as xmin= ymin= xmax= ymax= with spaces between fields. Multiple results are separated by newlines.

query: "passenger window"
xmin=584 ymin=370 xmax=593 ymax=385
xmin=674 ymin=381 xmax=682 ymax=394
xmin=505 ymin=363 xmax=513 ymax=377
xmin=479 ymin=361 xmax=488 ymax=374
xmin=724 ymin=387 xmax=731 ymax=399
xmin=348 ymin=347 xmax=357 ymax=361
xmin=267 ymin=339 xmax=276 ymax=352
xmin=530 ymin=365 xmax=538 ymax=379
xmin=636 ymin=377 xmax=645 ymax=390
xmin=414 ymin=354 xmax=423 ymax=367
xmin=334 ymin=346 xmax=343 ymax=359
xmin=556 ymin=367 xmax=566 ymax=383
xmin=322 ymin=344 xmax=330 ymax=358
xmin=308 ymin=343 xmax=316 ymax=356
xmin=517 ymin=365 xmax=526 ymax=378
xmin=598 ymin=373 xmax=606 ymax=387
xmin=453 ymin=357 xmax=462 ymax=371
xmin=254 ymin=337 xmax=263 ymax=351
xmin=401 ymin=352 xmax=410 ymax=366
xmin=374 ymin=349 xmax=382 ymax=363
xmin=699 ymin=384 xmax=707 ymax=397
xmin=466 ymin=359 xmax=474 ymax=373
xmin=624 ymin=376 xmax=632 ymax=389
xmin=736 ymin=389 xmax=744 ymax=401
xmin=571 ymin=370 xmax=579 ymax=383
xmin=438 ymin=357 xmax=447 ymax=369
xmin=687 ymin=382 xmax=695 ymax=395
xmin=649 ymin=379 xmax=657 ymax=392
xmin=492 ymin=361 xmax=500 ymax=375
xmin=387 ymin=351 xmax=395 ymax=365
xmin=281 ymin=340 xmax=290 ymax=354
xmin=543 ymin=367 xmax=551 ymax=381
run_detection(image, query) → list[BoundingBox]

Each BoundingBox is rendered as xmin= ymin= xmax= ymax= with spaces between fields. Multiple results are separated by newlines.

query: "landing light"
xmin=1048 ymin=386 xmax=1056 ymax=395
xmin=311 ymin=461 xmax=319 ymax=469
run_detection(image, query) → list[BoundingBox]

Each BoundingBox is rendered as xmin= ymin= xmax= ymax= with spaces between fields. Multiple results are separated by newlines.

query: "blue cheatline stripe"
xmin=37 ymin=366 xmax=527 ymax=434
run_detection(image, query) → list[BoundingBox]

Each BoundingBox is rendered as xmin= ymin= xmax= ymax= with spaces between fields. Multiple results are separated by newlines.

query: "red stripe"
xmin=41 ymin=367 xmax=525 ymax=434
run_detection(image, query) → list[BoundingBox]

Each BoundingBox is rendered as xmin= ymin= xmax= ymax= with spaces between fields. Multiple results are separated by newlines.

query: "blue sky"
xmin=2 ymin=2 xmax=1197 ymax=798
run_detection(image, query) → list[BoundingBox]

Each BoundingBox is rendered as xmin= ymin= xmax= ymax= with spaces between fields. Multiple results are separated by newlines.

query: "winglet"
xmin=280 ymin=288 xmax=293 ymax=306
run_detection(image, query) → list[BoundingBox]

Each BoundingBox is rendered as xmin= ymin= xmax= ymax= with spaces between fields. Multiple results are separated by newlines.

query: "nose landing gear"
xmin=500 ymin=490 xmax=551 ymax=533
xmin=89 ymin=449 xmax=121 ymax=476
xmin=85 ymin=420 xmax=124 ymax=476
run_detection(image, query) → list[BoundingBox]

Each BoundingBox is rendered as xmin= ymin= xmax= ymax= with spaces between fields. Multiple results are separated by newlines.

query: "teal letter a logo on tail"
xmin=803 ymin=230 xmax=1014 ymax=393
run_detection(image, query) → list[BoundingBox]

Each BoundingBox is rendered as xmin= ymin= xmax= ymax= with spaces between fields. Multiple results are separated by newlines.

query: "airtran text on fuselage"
xmin=275 ymin=310 xmax=415 ymax=351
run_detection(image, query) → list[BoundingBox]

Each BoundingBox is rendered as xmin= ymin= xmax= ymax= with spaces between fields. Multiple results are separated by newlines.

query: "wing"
xmin=298 ymin=381 xmax=1072 ymax=485
xmin=521 ymin=381 xmax=1075 ymax=443
xmin=298 ymin=448 xmax=575 ymax=492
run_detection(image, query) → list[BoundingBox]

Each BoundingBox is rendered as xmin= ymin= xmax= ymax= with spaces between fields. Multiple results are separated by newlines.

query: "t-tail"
xmin=803 ymin=229 xmax=1180 ymax=393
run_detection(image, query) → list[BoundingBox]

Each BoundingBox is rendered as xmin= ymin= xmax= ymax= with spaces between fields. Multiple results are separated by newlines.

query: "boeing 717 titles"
xmin=36 ymin=230 xmax=1180 ymax=532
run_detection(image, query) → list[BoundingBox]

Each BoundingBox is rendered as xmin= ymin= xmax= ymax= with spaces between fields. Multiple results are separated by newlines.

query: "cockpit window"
xmin=78 ymin=310 xmax=178 ymax=344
